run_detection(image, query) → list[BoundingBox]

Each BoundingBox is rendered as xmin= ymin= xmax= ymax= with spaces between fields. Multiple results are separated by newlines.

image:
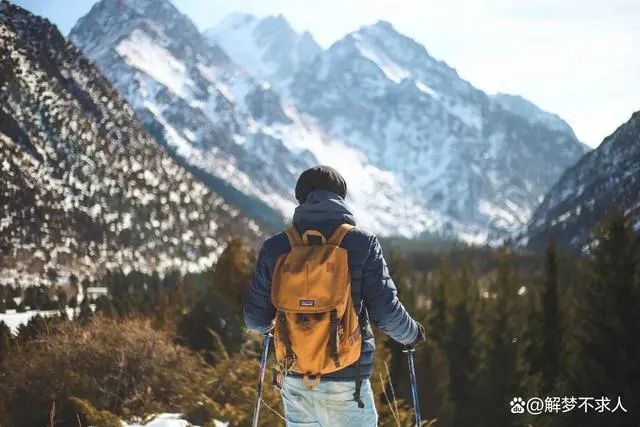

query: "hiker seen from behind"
xmin=244 ymin=165 xmax=426 ymax=426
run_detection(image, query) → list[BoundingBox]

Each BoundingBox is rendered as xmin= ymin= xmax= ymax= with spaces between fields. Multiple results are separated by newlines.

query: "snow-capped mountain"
xmin=525 ymin=110 xmax=640 ymax=248
xmin=204 ymin=13 xmax=322 ymax=93
xmin=0 ymin=1 xmax=263 ymax=284
xmin=69 ymin=0 xmax=451 ymax=239
xmin=285 ymin=20 xmax=589 ymax=241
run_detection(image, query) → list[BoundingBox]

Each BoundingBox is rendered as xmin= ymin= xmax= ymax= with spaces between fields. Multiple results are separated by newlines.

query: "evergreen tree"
xmin=540 ymin=234 xmax=561 ymax=394
xmin=212 ymin=237 xmax=255 ymax=316
xmin=169 ymin=277 xmax=186 ymax=315
xmin=17 ymin=314 xmax=47 ymax=344
xmin=94 ymin=296 xmax=117 ymax=318
xmin=428 ymin=257 xmax=453 ymax=346
xmin=77 ymin=294 xmax=93 ymax=324
xmin=177 ymin=292 xmax=245 ymax=364
xmin=23 ymin=287 xmax=38 ymax=310
xmin=0 ymin=298 xmax=5 ymax=314
xmin=149 ymin=270 xmax=163 ymax=305
xmin=480 ymin=249 xmax=535 ymax=427
xmin=445 ymin=260 xmax=479 ymax=427
xmin=56 ymin=286 xmax=68 ymax=310
xmin=567 ymin=211 xmax=640 ymax=427
xmin=81 ymin=277 xmax=91 ymax=295
xmin=522 ymin=283 xmax=543 ymax=383
xmin=4 ymin=295 xmax=17 ymax=311
xmin=416 ymin=338 xmax=455 ymax=426
xmin=153 ymin=291 xmax=172 ymax=330
xmin=0 ymin=321 xmax=12 ymax=365
xmin=68 ymin=274 xmax=79 ymax=300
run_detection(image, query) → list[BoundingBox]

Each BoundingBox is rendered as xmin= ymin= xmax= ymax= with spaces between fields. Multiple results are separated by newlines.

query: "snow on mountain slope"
xmin=0 ymin=1 xmax=263 ymax=282
xmin=69 ymin=0 xmax=446 ymax=238
xmin=288 ymin=20 xmax=589 ymax=240
xmin=525 ymin=110 xmax=640 ymax=248
xmin=204 ymin=13 xmax=322 ymax=93
xmin=492 ymin=93 xmax=579 ymax=136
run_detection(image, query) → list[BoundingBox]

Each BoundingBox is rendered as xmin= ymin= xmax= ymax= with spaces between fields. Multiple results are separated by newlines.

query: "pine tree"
xmin=4 ymin=295 xmax=17 ymax=311
xmin=212 ymin=237 xmax=255 ymax=317
xmin=522 ymin=283 xmax=543 ymax=383
xmin=77 ymin=294 xmax=93 ymax=324
xmin=540 ymin=234 xmax=561 ymax=394
xmin=445 ymin=260 xmax=479 ymax=427
xmin=177 ymin=294 xmax=245 ymax=364
xmin=567 ymin=211 xmax=640 ymax=427
xmin=0 ymin=321 xmax=12 ymax=365
xmin=56 ymin=286 xmax=68 ymax=310
xmin=416 ymin=338 xmax=455 ymax=426
xmin=428 ymin=257 xmax=453 ymax=346
xmin=17 ymin=314 xmax=46 ymax=344
xmin=81 ymin=277 xmax=91 ymax=295
xmin=480 ymin=249 xmax=535 ymax=427
xmin=94 ymin=296 xmax=117 ymax=318
xmin=153 ymin=291 xmax=171 ymax=330
xmin=23 ymin=286 xmax=37 ymax=310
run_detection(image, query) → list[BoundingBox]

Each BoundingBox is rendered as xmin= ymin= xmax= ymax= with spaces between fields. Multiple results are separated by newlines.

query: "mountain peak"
xmin=205 ymin=13 xmax=322 ymax=89
xmin=71 ymin=0 xmax=230 ymax=69
xmin=213 ymin=11 xmax=258 ymax=30
xmin=372 ymin=19 xmax=394 ymax=30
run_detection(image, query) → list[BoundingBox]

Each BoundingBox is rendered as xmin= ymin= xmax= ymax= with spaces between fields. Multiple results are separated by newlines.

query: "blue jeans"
xmin=280 ymin=376 xmax=378 ymax=426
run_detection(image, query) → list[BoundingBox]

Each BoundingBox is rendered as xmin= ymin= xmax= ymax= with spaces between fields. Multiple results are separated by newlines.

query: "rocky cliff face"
xmin=525 ymin=110 xmax=640 ymax=248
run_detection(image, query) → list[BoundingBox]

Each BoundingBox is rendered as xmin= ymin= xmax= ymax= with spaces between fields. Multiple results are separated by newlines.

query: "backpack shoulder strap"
xmin=328 ymin=224 xmax=355 ymax=246
xmin=284 ymin=226 xmax=303 ymax=248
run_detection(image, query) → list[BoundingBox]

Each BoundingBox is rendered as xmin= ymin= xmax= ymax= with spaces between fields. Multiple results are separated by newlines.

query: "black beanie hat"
xmin=295 ymin=165 xmax=347 ymax=204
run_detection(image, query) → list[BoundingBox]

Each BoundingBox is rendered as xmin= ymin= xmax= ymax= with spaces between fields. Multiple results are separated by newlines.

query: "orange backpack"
xmin=271 ymin=224 xmax=362 ymax=391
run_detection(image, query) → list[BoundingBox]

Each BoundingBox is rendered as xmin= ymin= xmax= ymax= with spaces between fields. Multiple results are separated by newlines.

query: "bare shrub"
xmin=0 ymin=316 xmax=212 ymax=427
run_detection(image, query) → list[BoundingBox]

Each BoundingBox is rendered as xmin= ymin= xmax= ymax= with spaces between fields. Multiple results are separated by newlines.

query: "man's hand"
xmin=405 ymin=321 xmax=426 ymax=351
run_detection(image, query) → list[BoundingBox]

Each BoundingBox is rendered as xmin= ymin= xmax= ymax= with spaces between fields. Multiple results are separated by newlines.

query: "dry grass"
xmin=0 ymin=316 xmax=212 ymax=427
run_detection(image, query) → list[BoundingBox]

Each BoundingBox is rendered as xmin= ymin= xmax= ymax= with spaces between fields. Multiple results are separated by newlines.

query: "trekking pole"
xmin=404 ymin=346 xmax=422 ymax=426
xmin=252 ymin=332 xmax=272 ymax=427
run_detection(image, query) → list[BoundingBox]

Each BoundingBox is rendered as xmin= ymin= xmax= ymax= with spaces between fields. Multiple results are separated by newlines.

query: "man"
xmin=244 ymin=165 xmax=425 ymax=426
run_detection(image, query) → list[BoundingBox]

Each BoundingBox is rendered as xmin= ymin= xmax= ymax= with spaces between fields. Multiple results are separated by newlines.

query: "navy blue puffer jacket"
xmin=243 ymin=189 xmax=419 ymax=381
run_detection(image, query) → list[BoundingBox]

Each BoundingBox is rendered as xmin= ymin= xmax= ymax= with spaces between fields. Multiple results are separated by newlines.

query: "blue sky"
xmin=14 ymin=0 xmax=640 ymax=148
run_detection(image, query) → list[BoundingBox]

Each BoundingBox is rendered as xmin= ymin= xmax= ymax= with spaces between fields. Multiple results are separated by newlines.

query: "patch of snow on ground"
xmin=0 ymin=308 xmax=76 ymax=334
xmin=121 ymin=413 xmax=227 ymax=427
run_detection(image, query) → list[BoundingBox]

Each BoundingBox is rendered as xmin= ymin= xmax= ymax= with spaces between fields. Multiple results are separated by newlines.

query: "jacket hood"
xmin=292 ymin=189 xmax=356 ymax=227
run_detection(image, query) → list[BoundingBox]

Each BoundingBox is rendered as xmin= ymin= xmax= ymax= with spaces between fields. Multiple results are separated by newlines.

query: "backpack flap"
xmin=271 ymin=244 xmax=350 ymax=313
